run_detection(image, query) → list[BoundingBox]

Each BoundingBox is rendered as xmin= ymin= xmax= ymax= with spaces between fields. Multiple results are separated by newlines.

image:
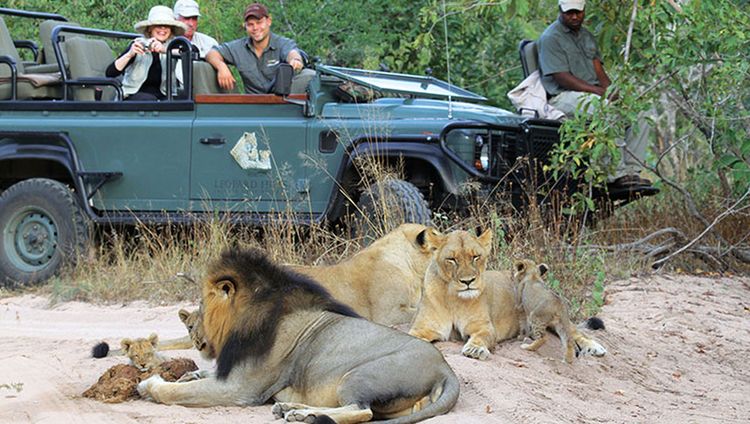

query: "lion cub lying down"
xmin=512 ymin=259 xmax=606 ymax=363
xmin=138 ymin=248 xmax=459 ymax=423
xmin=409 ymin=229 xmax=607 ymax=362
xmin=91 ymin=309 xmax=196 ymax=361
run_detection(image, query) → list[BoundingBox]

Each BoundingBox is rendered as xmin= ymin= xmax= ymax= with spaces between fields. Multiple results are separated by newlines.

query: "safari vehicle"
xmin=0 ymin=8 xmax=650 ymax=286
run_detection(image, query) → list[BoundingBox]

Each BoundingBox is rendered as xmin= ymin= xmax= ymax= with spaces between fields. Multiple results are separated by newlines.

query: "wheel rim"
xmin=3 ymin=207 xmax=58 ymax=272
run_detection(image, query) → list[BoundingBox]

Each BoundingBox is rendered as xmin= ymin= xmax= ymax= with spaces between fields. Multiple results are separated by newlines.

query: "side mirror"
xmin=273 ymin=63 xmax=293 ymax=96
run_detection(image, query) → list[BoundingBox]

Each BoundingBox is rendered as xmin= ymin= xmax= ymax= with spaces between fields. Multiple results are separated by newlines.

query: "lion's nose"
xmin=459 ymin=277 xmax=475 ymax=286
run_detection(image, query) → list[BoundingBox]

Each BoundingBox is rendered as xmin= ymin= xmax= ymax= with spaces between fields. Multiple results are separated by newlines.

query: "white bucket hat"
xmin=134 ymin=5 xmax=188 ymax=36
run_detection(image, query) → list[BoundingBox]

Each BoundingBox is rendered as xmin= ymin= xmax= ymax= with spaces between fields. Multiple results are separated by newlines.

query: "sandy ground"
xmin=1 ymin=274 xmax=749 ymax=424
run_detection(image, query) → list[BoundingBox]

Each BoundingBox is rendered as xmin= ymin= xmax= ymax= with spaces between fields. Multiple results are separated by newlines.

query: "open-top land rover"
xmin=0 ymin=8 xmax=655 ymax=285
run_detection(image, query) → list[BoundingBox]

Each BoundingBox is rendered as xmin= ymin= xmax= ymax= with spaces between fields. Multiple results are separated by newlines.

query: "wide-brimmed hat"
xmin=134 ymin=5 xmax=188 ymax=36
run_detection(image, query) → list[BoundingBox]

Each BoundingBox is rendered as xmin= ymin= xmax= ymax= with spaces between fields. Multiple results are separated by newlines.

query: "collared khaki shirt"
xmin=212 ymin=32 xmax=298 ymax=94
xmin=538 ymin=19 xmax=601 ymax=96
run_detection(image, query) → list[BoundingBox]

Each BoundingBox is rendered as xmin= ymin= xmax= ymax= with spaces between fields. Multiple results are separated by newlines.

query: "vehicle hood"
xmin=320 ymin=97 xmax=526 ymax=127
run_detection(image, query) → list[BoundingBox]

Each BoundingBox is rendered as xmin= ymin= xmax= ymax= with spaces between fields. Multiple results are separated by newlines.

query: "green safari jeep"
xmin=0 ymin=8 xmax=651 ymax=286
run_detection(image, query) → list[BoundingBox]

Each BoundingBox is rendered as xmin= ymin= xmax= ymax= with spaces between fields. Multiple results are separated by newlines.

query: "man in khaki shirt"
xmin=205 ymin=2 xmax=313 ymax=94
xmin=539 ymin=0 xmax=652 ymax=189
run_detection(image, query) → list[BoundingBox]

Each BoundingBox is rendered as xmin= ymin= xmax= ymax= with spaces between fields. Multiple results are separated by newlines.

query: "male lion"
xmin=291 ymin=223 xmax=441 ymax=325
xmin=409 ymin=229 xmax=607 ymax=361
xmin=138 ymin=248 xmax=459 ymax=424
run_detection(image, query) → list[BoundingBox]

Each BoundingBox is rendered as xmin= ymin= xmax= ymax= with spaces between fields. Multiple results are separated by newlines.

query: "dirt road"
xmin=1 ymin=274 xmax=748 ymax=423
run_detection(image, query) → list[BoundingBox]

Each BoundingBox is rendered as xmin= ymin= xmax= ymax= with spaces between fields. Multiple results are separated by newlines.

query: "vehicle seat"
xmin=39 ymin=19 xmax=81 ymax=68
xmin=519 ymin=39 xmax=538 ymax=78
xmin=192 ymin=60 xmax=235 ymax=95
xmin=0 ymin=16 xmax=62 ymax=100
xmin=64 ymin=37 xmax=118 ymax=101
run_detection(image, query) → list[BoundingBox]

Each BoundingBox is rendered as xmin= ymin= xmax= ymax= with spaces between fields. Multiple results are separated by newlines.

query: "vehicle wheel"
xmin=0 ymin=178 xmax=91 ymax=287
xmin=353 ymin=178 xmax=432 ymax=243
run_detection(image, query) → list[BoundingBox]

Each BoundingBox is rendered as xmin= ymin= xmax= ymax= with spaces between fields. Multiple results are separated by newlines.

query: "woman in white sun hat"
xmin=105 ymin=5 xmax=188 ymax=100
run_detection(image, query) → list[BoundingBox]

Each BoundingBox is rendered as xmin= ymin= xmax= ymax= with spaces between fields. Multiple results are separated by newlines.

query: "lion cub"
xmin=120 ymin=333 xmax=168 ymax=371
xmin=513 ymin=259 xmax=577 ymax=363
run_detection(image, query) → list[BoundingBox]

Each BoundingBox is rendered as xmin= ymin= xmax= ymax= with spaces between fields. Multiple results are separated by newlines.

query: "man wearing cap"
xmin=173 ymin=0 xmax=217 ymax=58
xmin=205 ymin=2 xmax=312 ymax=94
xmin=538 ymin=0 xmax=652 ymax=189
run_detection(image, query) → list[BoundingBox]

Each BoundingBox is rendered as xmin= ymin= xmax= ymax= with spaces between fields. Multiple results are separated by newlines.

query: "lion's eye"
xmin=445 ymin=258 xmax=457 ymax=266
xmin=473 ymin=255 xmax=481 ymax=262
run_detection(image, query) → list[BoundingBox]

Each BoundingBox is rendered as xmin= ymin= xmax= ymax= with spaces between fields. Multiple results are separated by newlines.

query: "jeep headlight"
xmin=477 ymin=143 xmax=490 ymax=172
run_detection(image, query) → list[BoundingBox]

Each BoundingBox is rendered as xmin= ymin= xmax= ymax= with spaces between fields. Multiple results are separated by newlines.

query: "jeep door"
xmin=191 ymin=96 xmax=312 ymax=215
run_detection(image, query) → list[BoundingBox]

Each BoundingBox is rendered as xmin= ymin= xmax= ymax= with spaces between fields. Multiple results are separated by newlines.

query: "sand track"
xmin=1 ymin=274 xmax=748 ymax=423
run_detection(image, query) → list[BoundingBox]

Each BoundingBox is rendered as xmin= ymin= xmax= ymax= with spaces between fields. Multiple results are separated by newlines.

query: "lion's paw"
xmin=284 ymin=408 xmax=319 ymax=423
xmin=272 ymin=402 xmax=293 ymax=419
xmin=176 ymin=369 xmax=208 ymax=382
xmin=137 ymin=374 xmax=165 ymax=400
xmin=461 ymin=342 xmax=490 ymax=360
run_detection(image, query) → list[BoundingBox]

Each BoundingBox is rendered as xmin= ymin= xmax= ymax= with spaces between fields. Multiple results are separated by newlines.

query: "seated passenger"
xmin=205 ymin=2 xmax=314 ymax=94
xmin=173 ymin=0 xmax=217 ymax=58
xmin=105 ymin=6 xmax=188 ymax=101
xmin=538 ymin=0 xmax=652 ymax=189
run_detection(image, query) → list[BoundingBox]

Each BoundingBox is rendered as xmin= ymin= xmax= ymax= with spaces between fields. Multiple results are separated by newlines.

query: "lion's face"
xmin=178 ymin=307 xmax=209 ymax=359
xmin=121 ymin=333 xmax=159 ymax=371
xmin=427 ymin=229 xmax=493 ymax=300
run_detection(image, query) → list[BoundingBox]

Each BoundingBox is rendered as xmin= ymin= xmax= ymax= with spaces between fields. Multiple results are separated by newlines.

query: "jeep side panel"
xmin=0 ymin=107 xmax=193 ymax=212
xmin=191 ymin=98 xmax=311 ymax=215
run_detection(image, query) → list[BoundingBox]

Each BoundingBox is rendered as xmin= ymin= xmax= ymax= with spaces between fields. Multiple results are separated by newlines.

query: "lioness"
xmin=138 ymin=248 xmax=459 ymax=423
xmin=291 ymin=223 xmax=441 ymax=325
xmin=409 ymin=229 xmax=607 ymax=360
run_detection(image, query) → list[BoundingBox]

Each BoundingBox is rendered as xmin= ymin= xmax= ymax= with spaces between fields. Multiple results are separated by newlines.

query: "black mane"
xmin=214 ymin=248 xmax=358 ymax=379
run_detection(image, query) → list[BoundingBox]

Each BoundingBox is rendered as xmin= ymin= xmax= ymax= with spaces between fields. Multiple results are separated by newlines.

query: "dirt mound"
xmin=83 ymin=358 xmax=198 ymax=403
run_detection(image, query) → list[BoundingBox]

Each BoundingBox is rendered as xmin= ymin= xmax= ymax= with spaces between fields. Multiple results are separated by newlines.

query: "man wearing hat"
xmin=173 ymin=0 xmax=217 ymax=58
xmin=538 ymin=0 xmax=652 ymax=189
xmin=205 ymin=2 xmax=312 ymax=94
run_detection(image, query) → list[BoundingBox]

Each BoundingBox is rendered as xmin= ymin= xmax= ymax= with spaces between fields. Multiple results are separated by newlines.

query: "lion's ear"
xmin=120 ymin=338 xmax=133 ymax=353
xmin=423 ymin=228 xmax=446 ymax=251
xmin=178 ymin=309 xmax=190 ymax=323
xmin=212 ymin=278 xmax=236 ymax=299
xmin=538 ymin=263 xmax=549 ymax=276
xmin=477 ymin=229 xmax=493 ymax=249
xmin=514 ymin=260 xmax=527 ymax=275
xmin=148 ymin=333 xmax=159 ymax=347
xmin=417 ymin=228 xmax=442 ymax=251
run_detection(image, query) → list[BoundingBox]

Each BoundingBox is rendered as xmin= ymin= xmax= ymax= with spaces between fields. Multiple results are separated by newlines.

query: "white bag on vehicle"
xmin=507 ymin=70 xmax=565 ymax=120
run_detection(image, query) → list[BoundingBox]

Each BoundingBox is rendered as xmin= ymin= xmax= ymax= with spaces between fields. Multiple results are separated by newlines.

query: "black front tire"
xmin=353 ymin=178 xmax=432 ymax=242
xmin=0 ymin=178 xmax=91 ymax=287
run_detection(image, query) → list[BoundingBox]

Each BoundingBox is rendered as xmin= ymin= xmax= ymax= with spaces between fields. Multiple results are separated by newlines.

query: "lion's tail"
xmin=373 ymin=370 xmax=460 ymax=424
xmin=91 ymin=341 xmax=123 ymax=358
xmin=571 ymin=317 xmax=607 ymax=357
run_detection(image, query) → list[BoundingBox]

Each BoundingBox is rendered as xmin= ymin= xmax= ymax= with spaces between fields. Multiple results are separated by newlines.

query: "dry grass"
xmin=6 ymin=160 xmax=746 ymax=322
